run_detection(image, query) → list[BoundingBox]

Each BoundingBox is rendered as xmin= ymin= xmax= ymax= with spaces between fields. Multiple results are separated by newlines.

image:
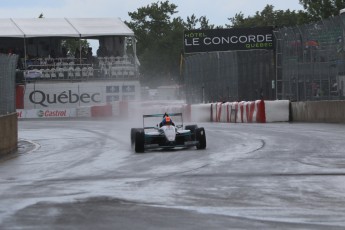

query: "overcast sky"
xmin=0 ymin=0 xmax=304 ymax=26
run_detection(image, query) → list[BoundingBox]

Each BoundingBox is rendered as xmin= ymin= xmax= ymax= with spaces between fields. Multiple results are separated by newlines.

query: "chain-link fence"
xmin=275 ymin=14 xmax=345 ymax=101
xmin=184 ymin=14 xmax=345 ymax=103
xmin=184 ymin=50 xmax=275 ymax=104
xmin=0 ymin=54 xmax=18 ymax=115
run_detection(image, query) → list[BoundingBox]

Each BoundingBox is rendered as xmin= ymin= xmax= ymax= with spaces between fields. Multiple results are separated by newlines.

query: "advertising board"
xmin=184 ymin=27 xmax=274 ymax=53
xmin=20 ymin=81 xmax=140 ymax=109
xmin=17 ymin=108 xmax=77 ymax=119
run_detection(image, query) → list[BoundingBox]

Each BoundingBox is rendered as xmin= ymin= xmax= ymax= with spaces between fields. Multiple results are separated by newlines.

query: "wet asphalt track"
xmin=1 ymin=119 xmax=345 ymax=229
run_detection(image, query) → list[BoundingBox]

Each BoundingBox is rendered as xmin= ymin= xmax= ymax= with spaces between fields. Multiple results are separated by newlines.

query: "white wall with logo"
xmin=23 ymin=81 xmax=141 ymax=109
xmin=17 ymin=109 xmax=77 ymax=119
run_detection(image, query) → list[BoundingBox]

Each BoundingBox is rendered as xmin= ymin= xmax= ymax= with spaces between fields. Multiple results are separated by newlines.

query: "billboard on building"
xmin=184 ymin=27 xmax=274 ymax=54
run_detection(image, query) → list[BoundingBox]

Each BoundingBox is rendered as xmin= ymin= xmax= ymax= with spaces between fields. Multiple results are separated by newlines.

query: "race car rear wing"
xmin=143 ymin=113 xmax=183 ymax=129
xmin=143 ymin=113 xmax=183 ymax=118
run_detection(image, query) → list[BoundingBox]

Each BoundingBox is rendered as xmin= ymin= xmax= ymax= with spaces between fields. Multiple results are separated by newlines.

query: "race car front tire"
xmin=196 ymin=127 xmax=206 ymax=149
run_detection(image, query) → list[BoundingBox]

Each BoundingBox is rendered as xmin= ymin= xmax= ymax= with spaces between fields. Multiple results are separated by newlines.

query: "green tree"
xmin=126 ymin=1 xmax=184 ymax=86
xmin=227 ymin=4 xmax=311 ymax=28
xmin=184 ymin=14 xmax=199 ymax=30
xmin=126 ymin=1 xmax=217 ymax=86
xmin=184 ymin=14 xmax=217 ymax=29
xmin=299 ymin=0 xmax=345 ymax=20
xmin=61 ymin=39 xmax=89 ymax=57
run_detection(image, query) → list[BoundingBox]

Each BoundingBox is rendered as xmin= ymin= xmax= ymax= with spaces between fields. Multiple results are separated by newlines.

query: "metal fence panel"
xmin=184 ymin=50 xmax=274 ymax=103
xmin=0 ymin=54 xmax=18 ymax=115
xmin=275 ymin=14 xmax=345 ymax=101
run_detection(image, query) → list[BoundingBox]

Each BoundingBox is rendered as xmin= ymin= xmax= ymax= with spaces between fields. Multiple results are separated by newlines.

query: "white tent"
xmin=0 ymin=18 xmax=134 ymax=38
xmin=0 ymin=19 xmax=24 ymax=38
xmin=67 ymin=18 xmax=134 ymax=37
xmin=0 ymin=18 xmax=137 ymax=69
xmin=13 ymin=18 xmax=80 ymax=38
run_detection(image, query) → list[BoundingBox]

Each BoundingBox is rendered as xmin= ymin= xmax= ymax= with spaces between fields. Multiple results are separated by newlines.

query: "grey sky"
xmin=0 ymin=0 xmax=304 ymax=26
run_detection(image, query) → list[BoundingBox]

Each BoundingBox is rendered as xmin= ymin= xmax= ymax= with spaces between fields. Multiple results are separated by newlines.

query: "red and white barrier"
xmin=191 ymin=100 xmax=289 ymax=123
xmin=208 ymin=100 xmax=267 ymax=123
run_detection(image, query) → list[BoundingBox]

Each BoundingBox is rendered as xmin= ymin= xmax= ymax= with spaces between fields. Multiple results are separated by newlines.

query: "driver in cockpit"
xmin=159 ymin=113 xmax=175 ymax=127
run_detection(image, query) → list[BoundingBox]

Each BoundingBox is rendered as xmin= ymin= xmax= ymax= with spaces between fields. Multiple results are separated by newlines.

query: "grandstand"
xmin=0 ymin=18 xmax=139 ymax=82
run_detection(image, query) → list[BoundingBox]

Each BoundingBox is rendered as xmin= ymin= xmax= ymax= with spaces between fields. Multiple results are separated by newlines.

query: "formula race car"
xmin=131 ymin=113 xmax=206 ymax=153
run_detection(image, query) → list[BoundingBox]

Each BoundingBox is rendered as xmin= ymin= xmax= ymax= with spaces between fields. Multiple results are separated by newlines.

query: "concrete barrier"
xmin=0 ymin=113 xmax=17 ymax=156
xmin=291 ymin=100 xmax=345 ymax=123
xmin=191 ymin=103 xmax=212 ymax=122
xmin=265 ymin=100 xmax=290 ymax=122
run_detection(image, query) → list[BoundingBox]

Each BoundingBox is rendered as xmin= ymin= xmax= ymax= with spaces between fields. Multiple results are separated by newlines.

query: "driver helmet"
xmin=165 ymin=116 xmax=171 ymax=125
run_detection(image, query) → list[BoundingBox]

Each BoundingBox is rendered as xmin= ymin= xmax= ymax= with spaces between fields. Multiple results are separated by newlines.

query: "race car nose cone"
xmin=168 ymin=141 xmax=175 ymax=146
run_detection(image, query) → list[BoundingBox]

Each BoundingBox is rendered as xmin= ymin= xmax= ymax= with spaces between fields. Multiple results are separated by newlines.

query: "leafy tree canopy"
xmin=61 ymin=39 xmax=90 ymax=57
xmin=184 ymin=14 xmax=219 ymax=29
xmin=227 ymin=4 xmax=311 ymax=28
xmin=127 ymin=1 xmax=180 ymax=86
xmin=299 ymin=0 xmax=345 ymax=20
xmin=126 ymin=1 xmax=217 ymax=86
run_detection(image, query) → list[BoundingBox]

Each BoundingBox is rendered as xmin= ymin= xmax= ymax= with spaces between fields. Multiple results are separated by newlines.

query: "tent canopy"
xmin=67 ymin=18 xmax=134 ymax=37
xmin=0 ymin=18 xmax=134 ymax=38
xmin=0 ymin=19 xmax=24 ymax=37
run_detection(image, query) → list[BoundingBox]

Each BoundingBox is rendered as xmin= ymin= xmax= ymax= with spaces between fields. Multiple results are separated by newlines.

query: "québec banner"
xmin=184 ymin=27 xmax=274 ymax=53
xmin=18 ymin=81 xmax=140 ymax=109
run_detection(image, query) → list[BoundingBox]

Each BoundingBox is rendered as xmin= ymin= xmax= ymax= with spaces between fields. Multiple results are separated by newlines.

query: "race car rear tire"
xmin=196 ymin=127 xmax=206 ymax=150
xmin=185 ymin=125 xmax=198 ymax=140
xmin=135 ymin=129 xmax=145 ymax=153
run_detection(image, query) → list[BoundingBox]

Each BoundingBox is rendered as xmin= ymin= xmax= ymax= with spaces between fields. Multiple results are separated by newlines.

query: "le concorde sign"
xmin=184 ymin=27 xmax=274 ymax=53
